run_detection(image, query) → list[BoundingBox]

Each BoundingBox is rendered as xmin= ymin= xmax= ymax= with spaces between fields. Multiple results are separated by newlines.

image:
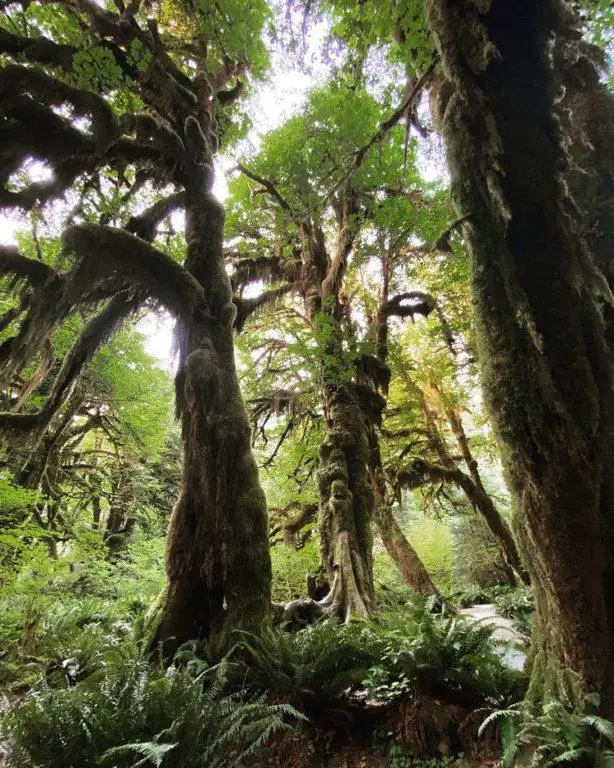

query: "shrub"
xmin=236 ymin=621 xmax=378 ymax=714
xmin=494 ymin=588 xmax=534 ymax=639
xmin=270 ymin=540 xmax=320 ymax=603
xmin=363 ymin=600 xmax=523 ymax=708
xmin=4 ymin=652 xmax=301 ymax=768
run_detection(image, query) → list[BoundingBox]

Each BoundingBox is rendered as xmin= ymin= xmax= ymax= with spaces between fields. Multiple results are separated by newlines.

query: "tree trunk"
xmin=367 ymin=253 xmax=439 ymax=595
xmin=368 ymin=427 xmax=439 ymax=596
xmin=428 ymin=0 xmax=614 ymax=707
xmin=428 ymin=381 xmax=529 ymax=585
xmin=150 ymin=135 xmax=271 ymax=657
xmin=317 ymin=386 xmax=376 ymax=621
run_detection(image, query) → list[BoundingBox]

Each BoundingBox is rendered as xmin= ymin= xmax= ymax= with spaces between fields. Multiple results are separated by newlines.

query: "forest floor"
xmin=0 ymin=604 xmax=520 ymax=768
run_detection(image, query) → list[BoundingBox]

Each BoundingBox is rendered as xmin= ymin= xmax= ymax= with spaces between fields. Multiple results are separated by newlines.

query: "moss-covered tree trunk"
xmin=317 ymin=383 xmax=376 ymax=620
xmin=428 ymin=0 xmax=614 ymax=706
xmin=150 ymin=114 xmax=271 ymax=657
xmin=297 ymin=200 xmax=377 ymax=621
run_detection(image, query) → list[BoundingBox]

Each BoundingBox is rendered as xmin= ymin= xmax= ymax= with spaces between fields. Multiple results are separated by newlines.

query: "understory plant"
xmin=479 ymin=694 xmax=614 ymax=767
xmin=362 ymin=600 xmax=523 ymax=708
xmin=494 ymin=588 xmax=534 ymax=640
xmin=3 ymin=652 xmax=301 ymax=768
xmin=236 ymin=621 xmax=378 ymax=714
xmin=238 ymin=598 xmax=523 ymax=716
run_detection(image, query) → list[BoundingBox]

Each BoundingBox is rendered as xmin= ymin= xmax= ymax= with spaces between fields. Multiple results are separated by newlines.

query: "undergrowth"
xmin=480 ymin=693 xmax=614 ymax=767
xmin=3 ymin=651 xmax=302 ymax=768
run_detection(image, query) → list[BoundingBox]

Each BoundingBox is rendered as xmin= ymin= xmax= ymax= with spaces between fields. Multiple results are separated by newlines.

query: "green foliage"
xmin=326 ymin=0 xmax=435 ymax=78
xmin=444 ymin=584 xmax=513 ymax=609
xmin=386 ymin=745 xmax=462 ymax=768
xmin=378 ymin=507 xmax=455 ymax=589
xmin=238 ymin=598 xmax=521 ymax=716
xmin=362 ymin=600 xmax=522 ymax=707
xmin=480 ymin=694 xmax=614 ymax=768
xmin=4 ymin=653 xmax=300 ymax=768
xmin=236 ymin=622 xmax=377 ymax=713
xmin=452 ymin=515 xmax=511 ymax=589
xmin=270 ymin=540 xmax=320 ymax=603
xmin=0 ymin=531 xmax=165 ymax=688
xmin=0 ymin=474 xmax=39 ymax=514
xmin=71 ymin=46 xmax=126 ymax=92
xmin=89 ymin=327 xmax=175 ymax=459
xmin=494 ymin=588 xmax=534 ymax=639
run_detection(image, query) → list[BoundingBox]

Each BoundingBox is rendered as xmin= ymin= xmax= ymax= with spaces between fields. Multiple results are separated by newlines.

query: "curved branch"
xmin=0 ymin=65 xmax=121 ymax=152
xmin=126 ymin=191 xmax=185 ymax=241
xmin=0 ymin=246 xmax=59 ymax=285
xmin=325 ymin=62 xmax=436 ymax=203
xmin=37 ymin=291 xmax=140 ymax=428
xmin=234 ymin=283 xmax=295 ymax=331
xmin=382 ymin=290 xmax=436 ymax=320
xmin=0 ymin=28 xmax=77 ymax=69
xmin=62 ymin=223 xmax=205 ymax=321
xmin=236 ymin=164 xmax=294 ymax=214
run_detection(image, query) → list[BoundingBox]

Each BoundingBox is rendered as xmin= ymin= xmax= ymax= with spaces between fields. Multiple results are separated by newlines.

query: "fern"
xmin=4 ymin=652 xmax=302 ymax=767
xmin=100 ymin=741 xmax=178 ymax=767
xmin=480 ymin=693 xmax=614 ymax=768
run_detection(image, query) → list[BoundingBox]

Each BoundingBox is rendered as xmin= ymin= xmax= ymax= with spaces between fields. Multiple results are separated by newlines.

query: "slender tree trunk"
xmin=367 ymin=254 xmax=439 ymax=594
xmin=428 ymin=0 xmax=614 ymax=707
xmin=427 ymin=381 xmax=529 ymax=585
xmin=367 ymin=427 xmax=438 ymax=595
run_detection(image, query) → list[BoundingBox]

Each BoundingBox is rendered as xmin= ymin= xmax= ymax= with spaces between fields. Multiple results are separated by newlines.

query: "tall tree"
xmin=427 ymin=0 xmax=614 ymax=706
xmin=227 ymin=79 xmax=448 ymax=612
xmin=0 ymin=0 xmax=272 ymax=655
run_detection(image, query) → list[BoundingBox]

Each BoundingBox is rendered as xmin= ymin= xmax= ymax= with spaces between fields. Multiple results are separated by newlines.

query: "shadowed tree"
xmin=0 ymin=0 xmax=272 ymax=656
xmin=427 ymin=0 xmax=614 ymax=706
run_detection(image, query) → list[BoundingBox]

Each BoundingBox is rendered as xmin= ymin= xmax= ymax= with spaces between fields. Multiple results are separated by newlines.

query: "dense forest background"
xmin=0 ymin=0 xmax=613 ymax=766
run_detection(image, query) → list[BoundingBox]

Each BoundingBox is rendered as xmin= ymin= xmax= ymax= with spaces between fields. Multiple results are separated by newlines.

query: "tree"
xmin=0 ymin=0 xmax=272 ymax=656
xmin=226 ymin=74 xmax=452 ymax=611
xmin=427 ymin=0 xmax=614 ymax=707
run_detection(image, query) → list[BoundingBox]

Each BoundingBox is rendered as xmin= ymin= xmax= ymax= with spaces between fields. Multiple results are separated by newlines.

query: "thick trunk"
xmin=317 ymin=387 xmax=375 ymax=621
xmin=561 ymin=44 xmax=614 ymax=654
xmin=151 ymin=188 xmax=271 ymax=658
xmin=428 ymin=0 xmax=614 ymax=707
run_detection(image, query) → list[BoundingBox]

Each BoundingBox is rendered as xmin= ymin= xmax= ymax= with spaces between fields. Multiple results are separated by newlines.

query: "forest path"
xmin=460 ymin=603 xmax=527 ymax=671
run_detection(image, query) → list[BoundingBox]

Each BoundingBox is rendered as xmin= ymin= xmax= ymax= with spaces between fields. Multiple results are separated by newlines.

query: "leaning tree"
xmin=0 ymin=0 xmax=272 ymax=655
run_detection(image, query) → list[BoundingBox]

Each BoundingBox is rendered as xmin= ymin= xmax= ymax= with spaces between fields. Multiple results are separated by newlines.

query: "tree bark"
xmin=428 ymin=0 xmax=614 ymax=707
xmin=150 ymin=121 xmax=271 ymax=658
xmin=317 ymin=387 xmax=376 ymax=620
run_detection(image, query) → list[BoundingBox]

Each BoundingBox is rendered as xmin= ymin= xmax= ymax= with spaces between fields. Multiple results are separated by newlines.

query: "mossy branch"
xmin=0 ymin=246 xmax=59 ymax=286
xmin=62 ymin=223 xmax=206 ymax=322
xmin=0 ymin=64 xmax=121 ymax=153
xmin=234 ymin=284 xmax=295 ymax=332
